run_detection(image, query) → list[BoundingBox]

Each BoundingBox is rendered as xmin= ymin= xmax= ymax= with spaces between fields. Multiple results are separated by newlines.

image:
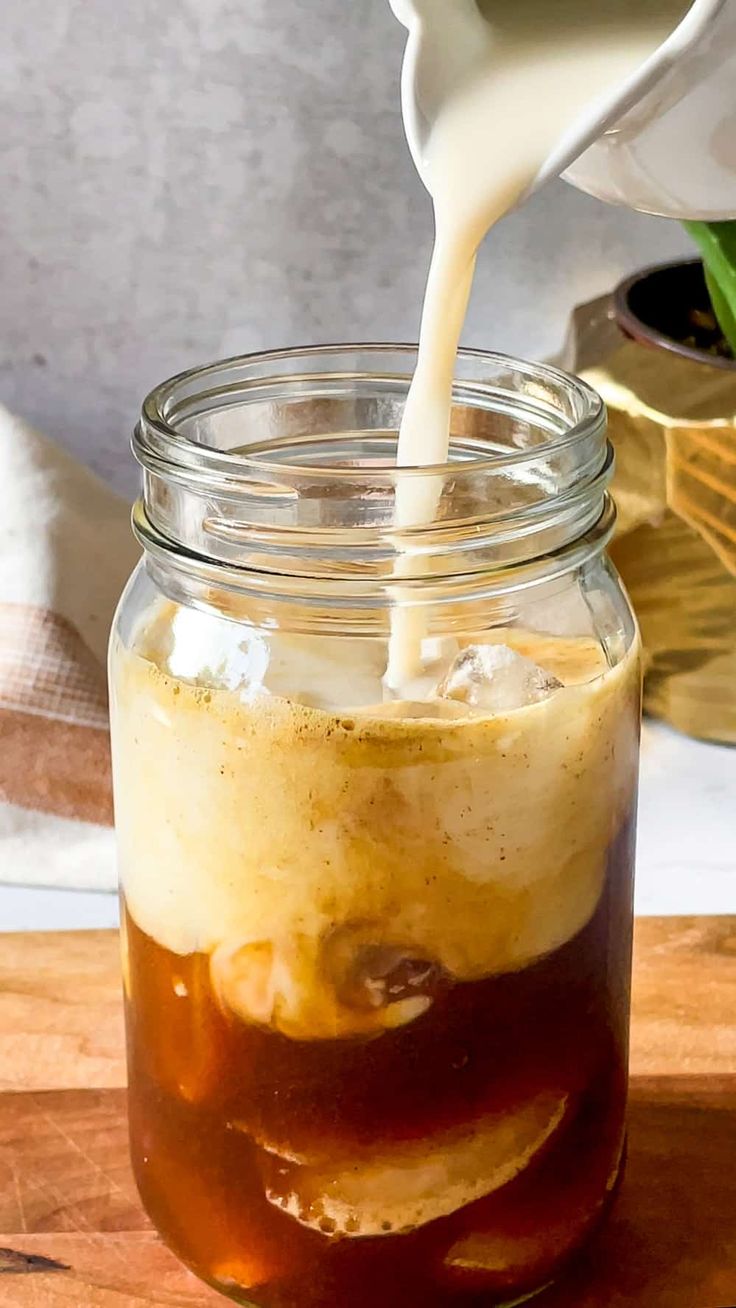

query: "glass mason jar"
xmin=110 ymin=346 xmax=641 ymax=1308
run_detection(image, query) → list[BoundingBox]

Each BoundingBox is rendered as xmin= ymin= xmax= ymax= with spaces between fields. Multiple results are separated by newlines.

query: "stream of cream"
xmin=386 ymin=0 xmax=690 ymax=688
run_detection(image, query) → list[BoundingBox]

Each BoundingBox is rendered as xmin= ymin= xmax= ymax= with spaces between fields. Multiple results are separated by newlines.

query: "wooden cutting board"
xmin=1 ymin=919 xmax=736 ymax=1307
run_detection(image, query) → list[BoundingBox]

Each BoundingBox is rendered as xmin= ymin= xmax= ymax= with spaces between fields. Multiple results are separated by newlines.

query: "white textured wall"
xmin=2 ymin=0 xmax=692 ymax=494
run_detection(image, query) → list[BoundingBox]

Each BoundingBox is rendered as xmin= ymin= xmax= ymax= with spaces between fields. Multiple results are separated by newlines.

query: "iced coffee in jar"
xmin=110 ymin=345 xmax=640 ymax=1308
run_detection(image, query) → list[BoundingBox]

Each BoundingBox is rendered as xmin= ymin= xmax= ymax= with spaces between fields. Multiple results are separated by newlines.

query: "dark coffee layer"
xmin=124 ymin=813 xmax=635 ymax=1306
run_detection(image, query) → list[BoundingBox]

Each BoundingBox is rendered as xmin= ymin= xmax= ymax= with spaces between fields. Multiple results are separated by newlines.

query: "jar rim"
xmin=137 ymin=342 xmax=606 ymax=483
xmin=133 ymin=344 xmax=613 ymax=609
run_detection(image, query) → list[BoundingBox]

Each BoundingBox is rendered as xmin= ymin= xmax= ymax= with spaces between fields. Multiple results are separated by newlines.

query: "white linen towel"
xmin=0 ymin=406 xmax=139 ymax=891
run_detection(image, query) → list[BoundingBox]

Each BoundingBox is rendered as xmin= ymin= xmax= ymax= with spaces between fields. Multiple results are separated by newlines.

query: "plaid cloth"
xmin=0 ymin=406 xmax=139 ymax=889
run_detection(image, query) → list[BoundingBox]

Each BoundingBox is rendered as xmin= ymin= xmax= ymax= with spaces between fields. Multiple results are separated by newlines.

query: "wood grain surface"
xmin=0 ymin=919 xmax=735 ymax=1307
xmin=0 ymin=931 xmax=124 ymax=1093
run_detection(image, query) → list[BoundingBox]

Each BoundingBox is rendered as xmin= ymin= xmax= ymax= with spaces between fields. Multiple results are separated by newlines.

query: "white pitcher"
xmin=391 ymin=0 xmax=736 ymax=220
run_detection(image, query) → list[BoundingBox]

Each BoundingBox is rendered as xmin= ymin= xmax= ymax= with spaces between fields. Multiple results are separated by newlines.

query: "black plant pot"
xmin=613 ymin=259 xmax=735 ymax=371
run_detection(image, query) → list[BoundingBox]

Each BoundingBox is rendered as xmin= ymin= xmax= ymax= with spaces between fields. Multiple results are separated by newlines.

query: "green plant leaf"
xmin=684 ymin=220 xmax=736 ymax=357
xmin=703 ymin=265 xmax=736 ymax=358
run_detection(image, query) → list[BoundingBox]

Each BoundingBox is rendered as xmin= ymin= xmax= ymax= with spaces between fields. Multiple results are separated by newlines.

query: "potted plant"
xmin=616 ymin=224 xmax=736 ymax=367
xmin=562 ymin=223 xmax=736 ymax=745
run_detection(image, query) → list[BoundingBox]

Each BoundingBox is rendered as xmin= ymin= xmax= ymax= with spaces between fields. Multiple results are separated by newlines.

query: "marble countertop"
xmin=0 ymin=719 xmax=733 ymax=933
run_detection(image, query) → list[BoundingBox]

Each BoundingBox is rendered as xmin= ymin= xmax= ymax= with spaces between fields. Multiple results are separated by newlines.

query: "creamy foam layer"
xmin=111 ymin=604 xmax=640 ymax=1042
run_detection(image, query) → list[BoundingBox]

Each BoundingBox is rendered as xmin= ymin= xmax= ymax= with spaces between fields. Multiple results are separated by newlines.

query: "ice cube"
xmin=210 ymin=929 xmax=435 ymax=1041
xmin=163 ymin=607 xmax=387 ymax=709
xmin=437 ymin=644 xmax=563 ymax=713
xmin=166 ymin=606 xmax=269 ymax=694
xmin=261 ymin=1090 xmax=569 ymax=1237
xmin=324 ymin=925 xmax=445 ymax=1015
